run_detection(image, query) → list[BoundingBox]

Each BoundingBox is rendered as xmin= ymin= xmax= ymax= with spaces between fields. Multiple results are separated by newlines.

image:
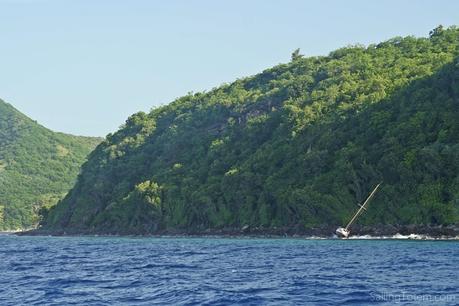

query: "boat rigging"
xmin=336 ymin=183 xmax=382 ymax=238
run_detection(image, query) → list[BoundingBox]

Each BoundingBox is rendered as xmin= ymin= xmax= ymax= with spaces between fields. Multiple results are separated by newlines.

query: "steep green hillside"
xmin=43 ymin=26 xmax=459 ymax=234
xmin=0 ymin=100 xmax=101 ymax=230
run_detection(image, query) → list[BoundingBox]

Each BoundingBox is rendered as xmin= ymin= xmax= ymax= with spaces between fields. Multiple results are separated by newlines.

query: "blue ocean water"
xmin=0 ymin=235 xmax=457 ymax=305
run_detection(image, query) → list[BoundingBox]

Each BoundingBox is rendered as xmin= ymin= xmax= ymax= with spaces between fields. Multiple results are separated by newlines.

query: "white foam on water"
xmin=346 ymin=233 xmax=459 ymax=240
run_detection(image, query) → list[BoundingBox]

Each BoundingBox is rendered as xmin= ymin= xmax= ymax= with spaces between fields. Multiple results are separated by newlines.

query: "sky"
xmin=0 ymin=0 xmax=458 ymax=137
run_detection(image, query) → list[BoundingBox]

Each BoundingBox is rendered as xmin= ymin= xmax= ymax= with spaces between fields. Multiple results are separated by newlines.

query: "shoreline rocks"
xmin=17 ymin=224 xmax=459 ymax=239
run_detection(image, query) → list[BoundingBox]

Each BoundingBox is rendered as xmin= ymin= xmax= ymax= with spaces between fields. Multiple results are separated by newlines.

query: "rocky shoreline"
xmin=16 ymin=224 xmax=459 ymax=239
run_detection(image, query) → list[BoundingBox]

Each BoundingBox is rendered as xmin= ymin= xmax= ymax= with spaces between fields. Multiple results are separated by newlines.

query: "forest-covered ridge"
xmin=41 ymin=26 xmax=459 ymax=234
xmin=0 ymin=100 xmax=102 ymax=230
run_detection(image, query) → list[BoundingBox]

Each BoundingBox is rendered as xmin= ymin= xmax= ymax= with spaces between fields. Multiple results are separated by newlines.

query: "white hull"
xmin=336 ymin=227 xmax=350 ymax=238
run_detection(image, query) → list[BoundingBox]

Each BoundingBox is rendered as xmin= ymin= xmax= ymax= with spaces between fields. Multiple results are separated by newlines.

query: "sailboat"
xmin=336 ymin=183 xmax=382 ymax=238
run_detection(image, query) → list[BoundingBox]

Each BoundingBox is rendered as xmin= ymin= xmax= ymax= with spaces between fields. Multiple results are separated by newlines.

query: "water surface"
xmin=0 ymin=235 xmax=457 ymax=305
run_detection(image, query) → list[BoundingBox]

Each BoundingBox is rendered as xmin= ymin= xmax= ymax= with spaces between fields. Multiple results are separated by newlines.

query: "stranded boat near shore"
xmin=336 ymin=183 xmax=382 ymax=238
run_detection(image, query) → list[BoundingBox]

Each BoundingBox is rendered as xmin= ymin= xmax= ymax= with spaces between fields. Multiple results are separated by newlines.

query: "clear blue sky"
xmin=0 ymin=0 xmax=457 ymax=137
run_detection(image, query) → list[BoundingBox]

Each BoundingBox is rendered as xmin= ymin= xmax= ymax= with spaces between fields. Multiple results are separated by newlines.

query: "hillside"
xmin=42 ymin=26 xmax=459 ymax=234
xmin=0 ymin=100 xmax=101 ymax=230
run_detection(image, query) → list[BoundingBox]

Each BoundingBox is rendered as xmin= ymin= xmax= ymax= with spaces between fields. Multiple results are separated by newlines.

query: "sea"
xmin=0 ymin=234 xmax=457 ymax=305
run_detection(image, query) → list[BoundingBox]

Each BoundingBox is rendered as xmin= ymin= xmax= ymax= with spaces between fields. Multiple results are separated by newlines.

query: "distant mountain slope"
xmin=42 ymin=26 xmax=459 ymax=234
xmin=0 ymin=100 xmax=101 ymax=230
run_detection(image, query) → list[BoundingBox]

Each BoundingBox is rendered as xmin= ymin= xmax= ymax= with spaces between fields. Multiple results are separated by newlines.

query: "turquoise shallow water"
xmin=0 ymin=235 xmax=457 ymax=305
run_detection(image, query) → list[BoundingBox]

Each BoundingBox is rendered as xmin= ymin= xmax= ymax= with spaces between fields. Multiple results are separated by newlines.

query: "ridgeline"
xmin=0 ymin=100 xmax=101 ymax=230
xmin=41 ymin=26 xmax=459 ymax=235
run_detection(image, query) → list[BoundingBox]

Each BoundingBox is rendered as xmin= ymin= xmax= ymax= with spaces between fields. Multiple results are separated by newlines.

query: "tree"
xmin=291 ymin=48 xmax=304 ymax=61
xmin=429 ymin=25 xmax=444 ymax=37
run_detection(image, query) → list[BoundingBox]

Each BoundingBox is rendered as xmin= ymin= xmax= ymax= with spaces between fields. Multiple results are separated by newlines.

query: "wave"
xmin=293 ymin=233 xmax=459 ymax=240
xmin=346 ymin=233 xmax=459 ymax=240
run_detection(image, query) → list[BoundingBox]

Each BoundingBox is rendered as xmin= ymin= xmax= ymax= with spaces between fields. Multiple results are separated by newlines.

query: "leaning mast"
xmin=345 ymin=183 xmax=382 ymax=231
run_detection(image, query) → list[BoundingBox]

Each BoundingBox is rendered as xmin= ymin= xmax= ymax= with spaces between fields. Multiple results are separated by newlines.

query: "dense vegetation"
xmin=0 ymin=100 xmax=101 ymax=230
xmin=42 ymin=26 xmax=459 ymax=234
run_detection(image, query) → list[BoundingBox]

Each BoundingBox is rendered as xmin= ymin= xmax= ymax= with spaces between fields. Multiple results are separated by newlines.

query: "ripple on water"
xmin=0 ymin=236 xmax=457 ymax=305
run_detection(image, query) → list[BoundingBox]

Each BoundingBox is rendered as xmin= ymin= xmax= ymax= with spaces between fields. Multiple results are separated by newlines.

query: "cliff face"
xmin=0 ymin=100 xmax=101 ymax=230
xmin=42 ymin=27 xmax=459 ymax=234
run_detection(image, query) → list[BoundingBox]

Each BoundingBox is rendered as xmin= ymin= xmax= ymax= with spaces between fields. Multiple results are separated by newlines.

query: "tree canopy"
xmin=42 ymin=26 xmax=459 ymax=234
xmin=0 ymin=100 xmax=101 ymax=230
